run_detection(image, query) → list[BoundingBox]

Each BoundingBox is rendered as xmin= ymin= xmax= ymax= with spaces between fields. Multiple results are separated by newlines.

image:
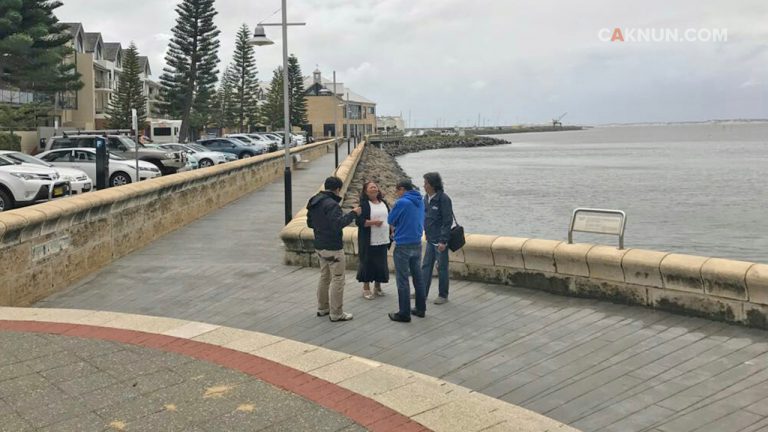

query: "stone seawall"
xmin=280 ymin=141 xmax=768 ymax=329
xmin=0 ymin=140 xmax=335 ymax=306
xmin=379 ymin=135 xmax=510 ymax=157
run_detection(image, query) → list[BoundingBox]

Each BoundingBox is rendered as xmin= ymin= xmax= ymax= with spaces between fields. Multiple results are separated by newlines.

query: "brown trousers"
xmin=316 ymin=249 xmax=346 ymax=318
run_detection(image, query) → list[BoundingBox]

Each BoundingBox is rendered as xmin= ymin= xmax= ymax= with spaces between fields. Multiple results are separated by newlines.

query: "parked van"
xmin=149 ymin=120 xmax=182 ymax=144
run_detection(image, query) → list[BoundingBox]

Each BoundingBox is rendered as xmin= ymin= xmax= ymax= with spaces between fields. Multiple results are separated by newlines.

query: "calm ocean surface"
xmin=396 ymin=123 xmax=768 ymax=263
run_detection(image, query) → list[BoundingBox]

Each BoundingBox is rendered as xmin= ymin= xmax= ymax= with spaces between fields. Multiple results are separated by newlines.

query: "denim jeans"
xmin=422 ymin=243 xmax=449 ymax=299
xmin=394 ymin=244 xmax=426 ymax=316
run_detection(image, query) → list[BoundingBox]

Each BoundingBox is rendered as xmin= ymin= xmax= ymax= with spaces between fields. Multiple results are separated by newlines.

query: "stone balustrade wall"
xmin=0 ymin=140 xmax=336 ymax=306
xmin=280 ymin=142 xmax=768 ymax=329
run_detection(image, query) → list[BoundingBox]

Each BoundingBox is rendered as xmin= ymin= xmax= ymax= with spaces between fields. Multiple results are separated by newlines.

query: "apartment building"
xmin=58 ymin=23 xmax=161 ymax=130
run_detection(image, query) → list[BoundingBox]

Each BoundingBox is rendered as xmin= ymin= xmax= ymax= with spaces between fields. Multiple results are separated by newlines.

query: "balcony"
xmin=94 ymin=79 xmax=114 ymax=91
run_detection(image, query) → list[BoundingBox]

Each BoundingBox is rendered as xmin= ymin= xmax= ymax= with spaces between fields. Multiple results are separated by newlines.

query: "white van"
xmin=149 ymin=120 xmax=182 ymax=144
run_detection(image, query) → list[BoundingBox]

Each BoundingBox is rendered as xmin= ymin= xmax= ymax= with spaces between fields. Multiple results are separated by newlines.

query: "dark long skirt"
xmin=356 ymin=244 xmax=390 ymax=283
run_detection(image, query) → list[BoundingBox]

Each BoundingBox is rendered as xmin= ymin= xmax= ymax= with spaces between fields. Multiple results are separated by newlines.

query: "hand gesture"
xmin=352 ymin=206 xmax=362 ymax=215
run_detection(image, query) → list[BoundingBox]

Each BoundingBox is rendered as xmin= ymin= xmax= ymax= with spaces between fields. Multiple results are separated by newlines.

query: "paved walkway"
xmin=0 ymin=330 xmax=364 ymax=432
xmin=35 ymin=151 xmax=768 ymax=432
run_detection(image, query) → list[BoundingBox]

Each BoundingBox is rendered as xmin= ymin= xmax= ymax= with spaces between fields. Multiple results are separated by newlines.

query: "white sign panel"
xmin=573 ymin=212 xmax=623 ymax=235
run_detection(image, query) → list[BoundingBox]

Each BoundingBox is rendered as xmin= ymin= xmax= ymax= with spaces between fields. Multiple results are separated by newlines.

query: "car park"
xmin=225 ymin=134 xmax=269 ymax=154
xmin=156 ymin=143 xmax=231 ymax=168
xmin=38 ymin=148 xmax=161 ymax=187
xmin=197 ymin=138 xmax=263 ymax=159
xmin=0 ymin=158 xmax=70 ymax=212
xmin=0 ymin=151 xmax=92 ymax=195
xmin=45 ymin=134 xmax=186 ymax=175
xmin=248 ymin=134 xmax=280 ymax=152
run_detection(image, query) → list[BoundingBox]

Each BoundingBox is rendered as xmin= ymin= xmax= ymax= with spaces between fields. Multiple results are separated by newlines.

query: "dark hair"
xmin=324 ymin=176 xmax=344 ymax=191
xmin=360 ymin=181 xmax=384 ymax=202
xmin=423 ymin=172 xmax=443 ymax=192
xmin=396 ymin=179 xmax=416 ymax=191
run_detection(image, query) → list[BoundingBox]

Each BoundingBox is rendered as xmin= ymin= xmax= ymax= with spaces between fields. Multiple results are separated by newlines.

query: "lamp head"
xmin=248 ymin=25 xmax=274 ymax=46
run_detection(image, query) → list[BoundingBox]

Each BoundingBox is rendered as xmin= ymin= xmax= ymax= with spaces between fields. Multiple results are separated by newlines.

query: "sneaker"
xmin=317 ymin=309 xmax=330 ymax=317
xmin=434 ymin=297 xmax=448 ymax=305
xmin=388 ymin=312 xmax=411 ymax=323
xmin=411 ymin=309 xmax=425 ymax=318
xmin=329 ymin=312 xmax=353 ymax=322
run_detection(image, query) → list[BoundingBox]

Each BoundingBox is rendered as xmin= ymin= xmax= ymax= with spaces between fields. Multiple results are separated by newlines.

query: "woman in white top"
xmin=355 ymin=181 xmax=391 ymax=300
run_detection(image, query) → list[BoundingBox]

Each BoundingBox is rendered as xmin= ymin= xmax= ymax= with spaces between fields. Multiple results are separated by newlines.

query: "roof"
xmin=103 ymin=43 xmax=122 ymax=62
xmin=83 ymin=32 xmax=102 ymax=52
xmin=62 ymin=23 xmax=83 ymax=38
xmin=302 ymin=75 xmax=375 ymax=105
xmin=138 ymin=56 xmax=151 ymax=75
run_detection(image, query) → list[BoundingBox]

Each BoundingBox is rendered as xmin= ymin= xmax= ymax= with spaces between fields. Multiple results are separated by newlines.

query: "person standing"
xmin=355 ymin=181 xmax=391 ymax=299
xmin=307 ymin=176 xmax=362 ymax=322
xmin=387 ymin=179 xmax=427 ymax=322
xmin=422 ymin=172 xmax=453 ymax=304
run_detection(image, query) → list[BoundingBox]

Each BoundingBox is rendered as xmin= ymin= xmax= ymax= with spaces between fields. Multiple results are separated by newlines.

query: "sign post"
xmin=132 ymin=109 xmax=139 ymax=181
xmin=568 ymin=208 xmax=627 ymax=249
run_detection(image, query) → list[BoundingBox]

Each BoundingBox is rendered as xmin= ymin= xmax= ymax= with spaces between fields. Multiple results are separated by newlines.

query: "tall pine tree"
xmin=287 ymin=54 xmax=307 ymax=127
xmin=159 ymin=0 xmax=220 ymax=142
xmin=0 ymin=0 xmax=82 ymax=95
xmin=211 ymin=64 xmax=235 ymax=131
xmin=229 ymin=24 xmax=259 ymax=133
xmin=263 ymin=67 xmax=284 ymax=130
xmin=107 ymin=43 xmax=146 ymax=129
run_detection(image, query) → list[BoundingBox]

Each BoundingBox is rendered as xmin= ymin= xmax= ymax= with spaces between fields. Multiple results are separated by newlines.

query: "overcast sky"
xmin=56 ymin=0 xmax=767 ymax=126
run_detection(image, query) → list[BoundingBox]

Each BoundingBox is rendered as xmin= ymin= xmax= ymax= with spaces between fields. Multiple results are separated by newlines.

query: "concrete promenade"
xmin=33 ymin=151 xmax=768 ymax=432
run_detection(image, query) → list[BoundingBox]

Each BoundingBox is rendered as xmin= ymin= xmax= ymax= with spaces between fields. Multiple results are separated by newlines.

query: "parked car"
xmin=38 ymin=148 xmax=161 ymax=187
xmin=44 ymin=134 xmax=186 ymax=175
xmin=0 ymin=158 xmax=70 ymax=212
xmin=0 ymin=151 xmax=92 ymax=195
xmin=273 ymin=131 xmax=305 ymax=147
xmin=225 ymin=134 xmax=269 ymax=154
xmin=248 ymin=134 xmax=279 ymax=152
xmin=197 ymin=138 xmax=263 ymax=159
xmin=156 ymin=143 xmax=231 ymax=168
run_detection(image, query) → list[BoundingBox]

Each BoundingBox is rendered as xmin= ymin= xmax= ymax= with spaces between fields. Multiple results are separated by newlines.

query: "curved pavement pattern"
xmin=0 ymin=329 xmax=365 ymax=432
xmin=34 ymin=151 xmax=768 ymax=432
xmin=0 ymin=310 xmax=575 ymax=432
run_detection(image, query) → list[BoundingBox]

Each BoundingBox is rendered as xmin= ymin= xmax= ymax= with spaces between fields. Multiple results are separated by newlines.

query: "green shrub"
xmin=0 ymin=133 xmax=21 ymax=151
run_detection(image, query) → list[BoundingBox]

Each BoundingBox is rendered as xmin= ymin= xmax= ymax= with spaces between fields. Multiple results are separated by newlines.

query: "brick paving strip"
xmin=0 ymin=308 xmax=578 ymax=432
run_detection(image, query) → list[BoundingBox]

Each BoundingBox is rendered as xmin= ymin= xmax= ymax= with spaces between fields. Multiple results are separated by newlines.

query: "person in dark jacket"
xmin=355 ymin=181 xmax=391 ymax=299
xmin=307 ymin=176 xmax=361 ymax=322
xmin=387 ymin=179 xmax=426 ymax=322
xmin=422 ymin=172 xmax=453 ymax=304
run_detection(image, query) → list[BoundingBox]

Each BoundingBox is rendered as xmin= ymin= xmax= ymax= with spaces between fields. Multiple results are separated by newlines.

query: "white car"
xmin=225 ymin=134 xmax=269 ymax=154
xmin=0 ymin=151 xmax=92 ymax=195
xmin=247 ymin=134 xmax=280 ymax=152
xmin=273 ymin=131 xmax=305 ymax=147
xmin=38 ymin=148 xmax=161 ymax=187
xmin=157 ymin=143 xmax=231 ymax=168
xmin=0 ymin=158 xmax=70 ymax=212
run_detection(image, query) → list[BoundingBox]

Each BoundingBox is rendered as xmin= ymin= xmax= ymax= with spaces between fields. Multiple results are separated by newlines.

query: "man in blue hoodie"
xmin=387 ymin=179 xmax=427 ymax=322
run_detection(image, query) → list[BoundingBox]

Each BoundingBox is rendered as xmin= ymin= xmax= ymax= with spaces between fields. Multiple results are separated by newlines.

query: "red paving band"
xmin=0 ymin=320 xmax=430 ymax=432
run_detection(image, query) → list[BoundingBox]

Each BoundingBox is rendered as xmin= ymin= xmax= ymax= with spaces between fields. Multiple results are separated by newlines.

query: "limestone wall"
xmin=280 ymin=142 xmax=768 ymax=329
xmin=0 ymin=140 xmax=335 ymax=306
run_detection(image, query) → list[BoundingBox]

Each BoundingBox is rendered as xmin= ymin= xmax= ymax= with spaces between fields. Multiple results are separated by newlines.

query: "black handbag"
xmin=448 ymin=212 xmax=465 ymax=252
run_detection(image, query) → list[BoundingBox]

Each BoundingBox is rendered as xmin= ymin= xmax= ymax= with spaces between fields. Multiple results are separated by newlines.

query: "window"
xmin=42 ymin=151 xmax=73 ymax=162
xmin=369 ymin=107 xmax=375 ymax=114
xmin=73 ymin=150 xmax=96 ymax=162
xmin=154 ymin=127 xmax=172 ymax=137
xmin=51 ymin=138 xmax=75 ymax=149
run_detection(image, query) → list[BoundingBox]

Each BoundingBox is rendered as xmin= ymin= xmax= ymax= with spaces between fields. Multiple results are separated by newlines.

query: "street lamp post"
xmin=333 ymin=71 xmax=338 ymax=169
xmin=249 ymin=4 xmax=305 ymax=225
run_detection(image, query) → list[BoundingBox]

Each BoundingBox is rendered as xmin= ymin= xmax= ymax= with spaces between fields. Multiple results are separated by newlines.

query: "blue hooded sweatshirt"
xmin=388 ymin=190 xmax=425 ymax=246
